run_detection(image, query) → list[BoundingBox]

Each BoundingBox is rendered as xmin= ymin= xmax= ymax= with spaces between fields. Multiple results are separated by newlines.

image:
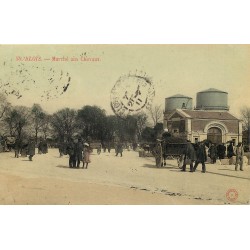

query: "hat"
xmin=84 ymin=143 xmax=89 ymax=146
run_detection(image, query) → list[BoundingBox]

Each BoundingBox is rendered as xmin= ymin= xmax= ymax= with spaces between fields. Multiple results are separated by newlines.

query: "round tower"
xmin=196 ymin=88 xmax=229 ymax=111
xmin=165 ymin=94 xmax=193 ymax=114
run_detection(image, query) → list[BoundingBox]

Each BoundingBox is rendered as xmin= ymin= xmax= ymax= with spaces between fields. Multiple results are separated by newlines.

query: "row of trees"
xmin=1 ymin=92 xmax=250 ymax=145
xmin=0 ymin=93 xmax=164 ymax=144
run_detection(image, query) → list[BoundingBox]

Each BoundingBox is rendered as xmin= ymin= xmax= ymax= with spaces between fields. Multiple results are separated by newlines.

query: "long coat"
xmin=66 ymin=141 xmax=76 ymax=156
xmin=83 ymin=148 xmax=91 ymax=163
xmin=185 ymin=142 xmax=197 ymax=161
xmin=236 ymin=145 xmax=244 ymax=159
xmin=117 ymin=143 xmax=123 ymax=153
xmin=217 ymin=144 xmax=226 ymax=159
xmin=155 ymin=142 xmax=163 ymax=167
xmin=196 ymin=143 xmax=207 ymax=162
xmin=227 ymin=144 xmax=234 ymax=158
xmin=27 ymin=141 xmax=36 ymax=156
xmin=75 ymin=142 xmax=83 ymax=160
xmin=208 ymin=145 xmax=217 ymax=159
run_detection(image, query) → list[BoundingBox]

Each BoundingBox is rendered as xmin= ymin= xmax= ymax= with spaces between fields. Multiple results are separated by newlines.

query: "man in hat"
xmin=193 ymin=141 xmax=207 ymax=173
xmin=235 ymin=142 xmax=244 ymax=171
xmin=75 ymin=138 xmax=83 ymax=168
xmin=27 ymin=137 xmax=36 ymax=161
xmin=66 ymin=138 xmax=76 ymax=168
xmin=115 ymin=141 xmax=123 ymax=157
xmin=14 ymin=137 xmax=22 ymax=158
xmin=208 ymin=143 xmax=217 ymax=164
xmin=227 ymin=141 xmax=234 ymax=159
xmin=161 ymin=129 xmax=171 ymax=166
xmin=182 ymin=140 xmax=196 ymax=172
xmin=155 ymin=139 xmax=163 ymax=168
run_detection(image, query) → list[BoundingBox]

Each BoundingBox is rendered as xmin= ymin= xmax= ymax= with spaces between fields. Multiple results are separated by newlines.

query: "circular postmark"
xmin=110 ymin=73 xmax=155 ymax=117
xmin=226 ymin=189 xmax=238 ymax=202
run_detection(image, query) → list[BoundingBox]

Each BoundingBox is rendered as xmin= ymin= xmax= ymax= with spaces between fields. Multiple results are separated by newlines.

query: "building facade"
xmin=164 ymin=88 xmax=242 ymax=145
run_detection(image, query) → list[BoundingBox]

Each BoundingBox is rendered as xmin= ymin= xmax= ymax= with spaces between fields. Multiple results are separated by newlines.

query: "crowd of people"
xmin=57 ymin=139 xmax=127 ymax=169
xmin=13 ymin=137 xmax=47 ymax=161
xmin=60 ymin=138 xmax=92 ymax=169
xmin=1 ymin=132 xmax=246 ymax=173
xmin=180 ymin=141 xmax=244 ymax=173
xmin=154 ymin=137 xmax=245 ymax=173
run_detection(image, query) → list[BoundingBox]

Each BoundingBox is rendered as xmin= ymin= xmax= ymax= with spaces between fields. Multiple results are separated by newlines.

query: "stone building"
xmin=164 ymin=88 xmax=242 ymax=145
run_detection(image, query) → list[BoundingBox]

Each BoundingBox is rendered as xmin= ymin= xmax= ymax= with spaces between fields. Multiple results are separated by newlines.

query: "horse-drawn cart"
xmin=158 ymin=132 xmax=187 ymax=168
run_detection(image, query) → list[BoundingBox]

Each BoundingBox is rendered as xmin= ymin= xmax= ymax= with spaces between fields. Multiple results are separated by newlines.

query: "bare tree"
xmin=148 ymin=104 xmax=163 ymax=126
xmin=51 ymin=108 xmax=78 ymax=142
xmin=40 ymin=114 xmax=52 ymax=139
xmin=0 ymin=93 xmax=11 ymax=121
xmin=135 ymin=112 xmax=148 ymax=141
xmin=31 ymin=104 xmax=46 ymax=143
xmin=4 ymin=106 xmax=31 ymax=139
xmin=240 ymin=106 xmax=250 ymax=146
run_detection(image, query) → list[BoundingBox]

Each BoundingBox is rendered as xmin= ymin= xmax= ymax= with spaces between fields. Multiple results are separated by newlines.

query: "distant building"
xmin=164 ymin=88 xmax=242 ymax=145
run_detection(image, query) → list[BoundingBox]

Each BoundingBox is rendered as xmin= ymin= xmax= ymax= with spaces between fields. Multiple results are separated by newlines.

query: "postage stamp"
xmin=110 ymin=73 xmax=155 ymax=117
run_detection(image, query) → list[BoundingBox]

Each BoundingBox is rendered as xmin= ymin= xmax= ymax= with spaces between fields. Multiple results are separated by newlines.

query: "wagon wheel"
xmin=177 ymin=155 xmax=184 ymax=168
xmin=166 ymin=155 xmax=174 ymax=160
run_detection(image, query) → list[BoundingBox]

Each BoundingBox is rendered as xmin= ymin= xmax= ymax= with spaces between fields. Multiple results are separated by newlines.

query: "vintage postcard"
xmin=0 ymin=44 xmax=249 ymax=205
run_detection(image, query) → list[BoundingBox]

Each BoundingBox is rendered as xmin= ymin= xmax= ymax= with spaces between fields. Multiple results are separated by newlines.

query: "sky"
xmin=0 ymin=44 xmax=249 ymax=118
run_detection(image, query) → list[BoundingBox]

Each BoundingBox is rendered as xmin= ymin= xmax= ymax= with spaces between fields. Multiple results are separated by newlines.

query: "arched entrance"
xmin=207 ymin=127 xmax=222 ymax=144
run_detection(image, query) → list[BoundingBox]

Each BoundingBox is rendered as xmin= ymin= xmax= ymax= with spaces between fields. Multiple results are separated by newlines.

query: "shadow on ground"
xmin=206 ymin=171 xmax=250 ymax=180
xmin=142 ymin=163 xmax=178 ymax=169
xmin=218 ymin=168 xmax=236 ymax=172
xmin=56 ymin=165 xmax=78 ymax=169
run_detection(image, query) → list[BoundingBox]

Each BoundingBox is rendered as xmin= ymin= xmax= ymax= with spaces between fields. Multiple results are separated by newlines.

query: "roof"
xmin=180 ymin=110 xmax=239 ymax=120
xmin=197 ymin=88 xmax=228 ymax=94
xmin=166 ymin=94 xmax=192 ymax=99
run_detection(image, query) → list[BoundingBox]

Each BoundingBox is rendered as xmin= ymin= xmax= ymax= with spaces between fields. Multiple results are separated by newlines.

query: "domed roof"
xmin=198 ymin=88 xmax=228 ymax=94
xmin=167 ymin=94 xmax=192 ymax=99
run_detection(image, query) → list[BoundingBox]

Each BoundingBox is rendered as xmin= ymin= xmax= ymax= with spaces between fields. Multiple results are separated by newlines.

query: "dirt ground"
xmin=0 ymin=148 xmax=249 ymax=205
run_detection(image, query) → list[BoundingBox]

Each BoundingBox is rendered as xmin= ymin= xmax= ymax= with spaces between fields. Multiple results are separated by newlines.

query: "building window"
xmin=195 ymin=138 xmax=199 ymax=143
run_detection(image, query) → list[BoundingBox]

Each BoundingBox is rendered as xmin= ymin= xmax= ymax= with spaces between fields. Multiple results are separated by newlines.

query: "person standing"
xmin=42 ymin=139 xmax=48 ymax=154
xmin=27 ymin=137 xmax=36 ymax=161
xmin=115 ymin=142 xmax=123 ymax=157
xmin=66 ymin=138 xmax=76 ymax=168
xmin=235 ymin=142 xmax=244 ymax=171
xmin=83 ymin=143 xmax=91 ymax=169
xmin=58 ymin=140 xmax=65 ymax=157
xmin=208 ymin=143 xmax=217 ymax=164
xmin=97 ymin=143 xmax=102 ymax=155
xmin=14 ymin=137 xmax=21 ymax=158
xmin=75 ymin=138 xmax=83 ymax=168
xmin=103 ymin=142 xmax=107 ymax=153
xmin=193 ymin=142 xmax=207 ymax=173
xmin=154 ymin=139 xmax=163 ymax=168
xmin=217 ymin=143 xmax=226 ymax=160
xmin=227 ymin=141 xmax=234 ymax=158
xmin=182 ymin=141 xmax=196 ymax=172
xmin=38 ymin=139 xmax=43 ymax=154
xmin=107 ymin=141 xmax=111 ymax=153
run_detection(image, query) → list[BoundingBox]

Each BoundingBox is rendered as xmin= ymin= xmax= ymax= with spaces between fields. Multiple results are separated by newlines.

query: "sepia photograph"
xmin=0 ymin=44 xmax=249 ymax=205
